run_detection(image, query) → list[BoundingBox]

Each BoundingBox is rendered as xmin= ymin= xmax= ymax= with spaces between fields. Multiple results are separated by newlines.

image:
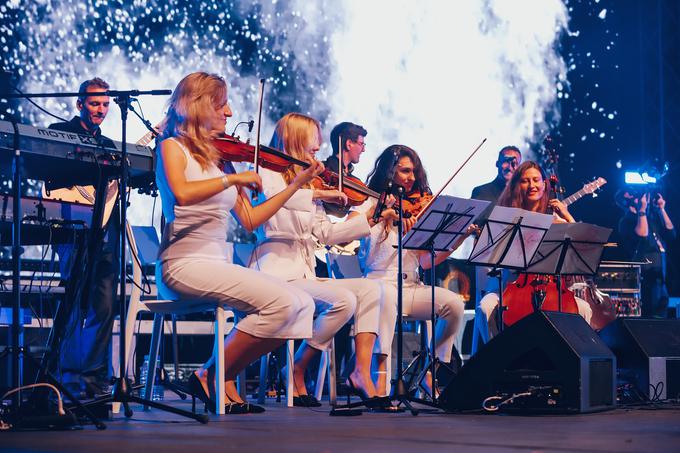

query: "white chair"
xmin=114 ymin=223 xmax=233 ymax=415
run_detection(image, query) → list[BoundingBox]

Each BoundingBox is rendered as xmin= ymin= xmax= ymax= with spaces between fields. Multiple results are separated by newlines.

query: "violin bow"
xmin=415 ymin=137 xmax=487 ymax=220
xmin=337 ymin=135 xmax=344 ymax=193
xmin=254 ymin=78 xmax=265 ymax=176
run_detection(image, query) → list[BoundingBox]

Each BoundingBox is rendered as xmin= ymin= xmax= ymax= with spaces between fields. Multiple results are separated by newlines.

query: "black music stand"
xmin=525 ymin=222 xmax=612 ymax=311
xmin=399 ymin=195 xmax=489 ymax=408
xmin=468 ymin=206 xmax=553 ymax=333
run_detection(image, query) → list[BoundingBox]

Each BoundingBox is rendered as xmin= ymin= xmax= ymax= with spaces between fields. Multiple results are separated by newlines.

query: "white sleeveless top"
xmin=157 ymin=137 xmax=237 ymax=262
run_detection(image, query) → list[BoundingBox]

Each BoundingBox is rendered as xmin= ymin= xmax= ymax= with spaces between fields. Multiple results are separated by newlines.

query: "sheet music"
xmin=469 ymin=206 xmax=553 ymax=269
xmin=527 ymin=222 xmax=612 ymax=275
xmin=402 ymin=196 xmax=489 ymax=252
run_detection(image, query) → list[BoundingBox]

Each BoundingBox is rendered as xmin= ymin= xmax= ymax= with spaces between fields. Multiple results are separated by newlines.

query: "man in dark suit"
xmin=471 ymin=145 xmax=522 ymax=202
xmin=48 ymin=77 xmax=119 ymax=398
xmin=470 ymin=146 xmax=522 ymax=308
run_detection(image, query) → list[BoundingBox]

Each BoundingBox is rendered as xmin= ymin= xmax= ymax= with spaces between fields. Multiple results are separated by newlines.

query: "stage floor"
xmin=3 ymin=396 xmax=680 ymax=452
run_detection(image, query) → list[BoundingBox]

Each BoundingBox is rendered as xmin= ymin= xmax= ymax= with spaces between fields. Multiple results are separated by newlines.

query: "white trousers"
xmin=478 ymin=292 xmax=593 ymax=338
xmin=375 ymin=280 xmax=465 ymax=362
xmin=160 ymin=259 xmax=315 ymax=340
xmin=290 ymin=277 xmax=383 ymax=351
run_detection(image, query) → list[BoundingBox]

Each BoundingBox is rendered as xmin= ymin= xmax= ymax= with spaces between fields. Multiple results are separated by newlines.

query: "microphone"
xmin=230 ymin=120 xmax=254 ymax=137
xmin=372 ymin=182 xmax=391 ymax=224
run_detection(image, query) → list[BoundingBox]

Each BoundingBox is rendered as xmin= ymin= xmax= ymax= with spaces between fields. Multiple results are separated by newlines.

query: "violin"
xmin=501 ymin=273 xmax=579 ymax=327
xmin=317 ymin=169 xmax=379 ymax=206
xmin=213 ymin=134 xmax=306 ymax=173
xmin=212 ymin=134 xmax=379 ymax=203
xmin=402 ymin=192 xmax=434 ymax=218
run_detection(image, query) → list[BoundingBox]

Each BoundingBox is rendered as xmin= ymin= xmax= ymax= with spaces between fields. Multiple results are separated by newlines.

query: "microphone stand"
xmin=390 ymin=186 xmax=419 ymax=416
xmin=84 ymin=91 xmax=206 ymax=423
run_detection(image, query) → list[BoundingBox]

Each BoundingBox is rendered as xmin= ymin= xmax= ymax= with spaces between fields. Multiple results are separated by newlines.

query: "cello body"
xmin=502 ymin=273 xmax=579 ymax=327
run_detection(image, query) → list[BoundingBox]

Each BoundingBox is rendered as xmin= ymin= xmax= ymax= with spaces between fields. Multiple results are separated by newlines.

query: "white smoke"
xmin=9 ymin=0 xmax=569 ymax=230
xmin=326 ymin=0 xmax=569 ymax=195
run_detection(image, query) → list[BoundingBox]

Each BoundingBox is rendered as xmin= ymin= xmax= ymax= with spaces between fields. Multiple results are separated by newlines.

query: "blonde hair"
xmin=161 ymin=72 xmax=227 ymax=170
xmin=271 ymin=113 xmax=321 ymax=185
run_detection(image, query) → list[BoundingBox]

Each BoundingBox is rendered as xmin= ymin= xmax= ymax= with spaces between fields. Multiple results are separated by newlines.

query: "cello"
xmin=500 ymin=138 xmax=579 ymax=327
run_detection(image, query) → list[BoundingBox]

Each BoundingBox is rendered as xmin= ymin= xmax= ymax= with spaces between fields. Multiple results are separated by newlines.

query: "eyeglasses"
xmin=351 ymin=140 xmax=366 ymax=148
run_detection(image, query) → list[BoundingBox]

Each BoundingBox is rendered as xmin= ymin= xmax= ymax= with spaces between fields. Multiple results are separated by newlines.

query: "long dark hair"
xmin=498 ymin=160 xmax=552 ymax=212
xmin=366 ymin=145 xmax=430 ymax=196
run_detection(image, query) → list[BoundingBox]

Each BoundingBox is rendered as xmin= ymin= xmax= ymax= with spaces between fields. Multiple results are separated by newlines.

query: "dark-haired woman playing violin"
xmin=251 ymin=113 xmax=391 ymax=406
xmin=355 ymin=145 xmax=470 ymax=397
xmin=156 ymin=72 xmax=323 ymax=413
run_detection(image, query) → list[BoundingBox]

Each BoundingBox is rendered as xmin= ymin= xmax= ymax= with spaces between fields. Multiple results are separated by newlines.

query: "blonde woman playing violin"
xmin=251 ymin=113 xmax=392 ymax=407
xmin=156 ymin=73 xmax=324 ymax=414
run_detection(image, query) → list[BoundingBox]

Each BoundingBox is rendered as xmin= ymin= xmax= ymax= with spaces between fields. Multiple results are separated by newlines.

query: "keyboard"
xmin=0 ymin=120 xmax=154 ymax=189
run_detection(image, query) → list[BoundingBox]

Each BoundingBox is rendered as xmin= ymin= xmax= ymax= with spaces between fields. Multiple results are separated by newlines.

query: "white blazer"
xmin=250 ymin=168 xmax=370 ymax=281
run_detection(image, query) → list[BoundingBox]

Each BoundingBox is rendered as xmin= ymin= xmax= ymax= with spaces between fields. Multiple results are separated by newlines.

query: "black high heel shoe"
xmin=188 ymin=372 xmax=211 ymax=413
xmin=345 ymin=377 xmax=387 ymax=409
xmin=187 ymin=373 xmax=256 ymax=414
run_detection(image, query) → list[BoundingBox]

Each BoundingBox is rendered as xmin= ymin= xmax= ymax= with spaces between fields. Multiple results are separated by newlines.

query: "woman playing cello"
xmin=478 ymin=160 xmax=593 ymax=336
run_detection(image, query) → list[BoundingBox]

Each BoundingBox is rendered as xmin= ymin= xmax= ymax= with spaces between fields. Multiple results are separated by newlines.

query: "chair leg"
xmin=314 ymin=349 xmax=328 ymax=402
xmin=112 ymin=299 xmax=142 ymax=414
xmin=328 ymin=338 xmax=337 ymax=406
xmin=171 ymin=314 xmax=180 ymax=380
xmin=286 ymin=339 xmax=294 ymax=407
xmin=143 ymin=313 xmax=164 ymax=410
xmin=258 ymin=353 xmax=270 ymax=404
xmin=214 ymin=306 xmax=226 ymax=415
xmin=471 ymin=307 xmax=489 ymax=355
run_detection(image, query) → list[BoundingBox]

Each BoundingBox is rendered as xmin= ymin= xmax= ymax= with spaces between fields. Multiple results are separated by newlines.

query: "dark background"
xmin=556 ymin=0 xmax=679 ymax=294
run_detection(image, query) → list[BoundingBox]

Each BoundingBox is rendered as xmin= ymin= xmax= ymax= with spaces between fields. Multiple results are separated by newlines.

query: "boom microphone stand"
xmin=86 ymin=91 xmax=206 ymax=423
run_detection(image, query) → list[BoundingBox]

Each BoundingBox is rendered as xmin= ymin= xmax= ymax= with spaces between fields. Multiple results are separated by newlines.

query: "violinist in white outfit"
xmin=355 ymin=145 xmax=470 ymax=397
xmin=156 ymin=73 xmax=322 ymax=413
xmin=251 ymin=113 xmax=388 ymax=407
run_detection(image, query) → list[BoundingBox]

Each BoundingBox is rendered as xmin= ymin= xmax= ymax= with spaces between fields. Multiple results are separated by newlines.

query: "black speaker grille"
xmin=589 ymin=359 xmax=614 ymax=407
xmin=667 ymin=359 xmax=680 ymax=400
xmin=626 ymin=320 xmax=680 ymax=357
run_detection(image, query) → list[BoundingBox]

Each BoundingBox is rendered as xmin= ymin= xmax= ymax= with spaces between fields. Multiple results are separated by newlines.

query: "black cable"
xmin=134 ymin=98 xmax=145 ymax=122
xmin=151 ymin=194 xmax=157 ymax=227
xmin=11 ymin=85 xmax=69 ymax=124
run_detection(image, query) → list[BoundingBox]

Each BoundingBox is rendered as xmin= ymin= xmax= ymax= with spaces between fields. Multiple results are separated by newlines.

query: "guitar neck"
xmin=136 ymin=123 xmax=162 ymax=146
xmin=561 ymin=189 xmax=587 ymax=207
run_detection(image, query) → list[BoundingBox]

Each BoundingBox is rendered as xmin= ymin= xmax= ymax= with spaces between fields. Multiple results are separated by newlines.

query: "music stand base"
xmin=81 ymin=377 xmax=209 ymax=424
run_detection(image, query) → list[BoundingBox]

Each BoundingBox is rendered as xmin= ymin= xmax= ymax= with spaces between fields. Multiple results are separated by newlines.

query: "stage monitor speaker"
xmin=439 ymin=311 xmax=616 ymax=413
xmin=599 ymin=318 xmax=680 ymax=400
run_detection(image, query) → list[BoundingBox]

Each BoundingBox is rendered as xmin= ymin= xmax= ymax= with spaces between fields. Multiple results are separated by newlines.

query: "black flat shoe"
xmin=242 ymin=402 xmax=266 ymax=413
xmin=293 ymin=395 xmax=322 ymax=407
xmin=224 ymin=402 xmax=250 ymax=414
xmin=363 ymin=396 xmax=392 ymax=409
xmin=369 ymin=398 xmax=405 ymax=413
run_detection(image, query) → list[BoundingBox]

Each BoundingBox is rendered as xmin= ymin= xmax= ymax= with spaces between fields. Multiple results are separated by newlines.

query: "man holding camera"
xmin=616 ymin=189 xmax=675 ymax=318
